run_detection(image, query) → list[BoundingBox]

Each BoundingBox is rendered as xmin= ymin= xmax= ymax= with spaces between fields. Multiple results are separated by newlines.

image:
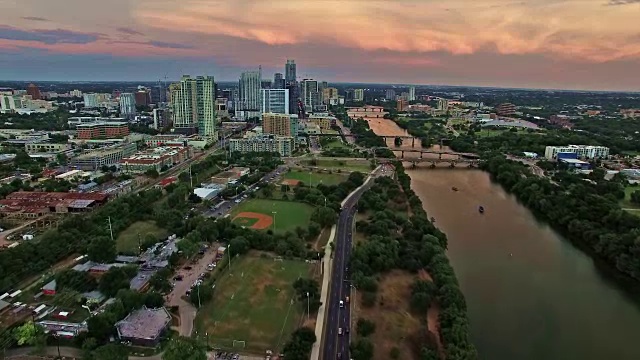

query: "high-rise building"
xmin=285 ymin=59 xmax=297 ymax=85
xmin=171 ymin=75 xmax=216 ymax=137
xmin=287 ymin=83 xmax=300 ymax=116
xmin=262 ymin=113 xmax=297 ymax=138
xmin=261 ymin=89 xmax=290 ymax=114
xmin=261 ymin=80 xmax=272 ymax=89
xmin=26 ymin=84 xmax=41 ymax=100
xmin=238 ymin=70 xmax=262 ymax=120
xmin=119 ymin=93 xmax=136 ymax=118
xmin=354 ymin=89 xmax=364 ymax=102
xmin=301 ymin=79 xmax=319 ymax=112
xmin=153 ymin=108 xmax=169 ymax=129
xmin=134 ymin=89 xmax=151 ymax=106
xmin=274 ymin=73 xmax=285 ymax=89
xmin=397 ymin=99 xmax=408 ymax=112
xmin=385 ymin=89 xmax=396 ymax=101
xmin=408 ymin=86 xmax=416 ymax=101
xmin=83 ymin=93 xmax=99 ymax=108
xmin=437 ymin=98 xmax=449 ymax=111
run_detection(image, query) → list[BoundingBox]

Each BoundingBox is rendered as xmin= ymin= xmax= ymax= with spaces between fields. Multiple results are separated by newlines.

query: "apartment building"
xmin=544 ymin=145 xmax=610 ymax=160
xmin=76 ymin=121 xmax=129 ymax=140
xmin=229 ymin=134 xmax=294 ymax=157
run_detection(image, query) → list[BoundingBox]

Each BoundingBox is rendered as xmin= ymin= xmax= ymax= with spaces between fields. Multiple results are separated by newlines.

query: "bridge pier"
xmin=401 ymin=150 xmax=404 ymax=158
xmin=419 ymin=151 xmax=423 ymax=160
xmin=439 ymin=153 xmax=442 ymax=160
xmin=412 ymin=137 xmax=415 ymax=148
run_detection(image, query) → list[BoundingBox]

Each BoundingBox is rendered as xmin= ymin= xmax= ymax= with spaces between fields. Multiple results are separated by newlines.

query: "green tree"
xmin=162 ymin=336 xmax=207 ymax=360
xmin=145 ymin=168 xmax=160 ymax=178
xmin=356 ymin=318 xmax=376 ymax=337
xmin=350 ymin=338 xmax=374 ymax=360
xmin=13 ymin=321 xmax=45 ymax=346
xmin=228 ymin=236 xmax=250 ymax=255
xmin=630 ymin=190 xmax=640 ymax=205
xmin=87 ymin=236 xmax=116 ymax=263
xmin=390 ymin=347 xmax=401 ymax=359
xmin=312 ymin=207 xmax=337 ymax=227
xmin=189 ymin=285 xmax=213 ymax=307
xmin=94 ymin=343 xmax=129 ymax=360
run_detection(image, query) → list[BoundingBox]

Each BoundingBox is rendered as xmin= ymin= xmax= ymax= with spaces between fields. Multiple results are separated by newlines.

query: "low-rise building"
xmin=120 ymin=146 xmax=192 ymax=174
xmin=0 ymin=191 xmax=108 ymax=219
xmin=25 ymin=142 xmax=71 ymax=154
xmin=116 ymin=307 xmax=171 ymax=347
xmin=70 ymin=143 xmax=137 ymax=171
xmin=544 ymin=145 xmax=610 ymax=160
xmin=307 ymin=114 xmax=336 ymax=130
xmin=210 ymin=167 xmax=249 ymax=184
xmin=145 ymin=134 xmax=191 ymax=148
xmin=77 ymin=121 xmax=129 ymax=140
xmin=68 ymin=117 xmax=126 ymax=128
xmin=229 ymin=134 xmax=294 ymax=157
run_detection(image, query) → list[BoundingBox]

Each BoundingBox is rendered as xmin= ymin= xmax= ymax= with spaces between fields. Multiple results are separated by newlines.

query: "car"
xmin=339 ymin=300 xmax=344 ymax=308
xmin=338 ymin=327 xmax=343 ymax=335
xmin=337 ymin=352 xmax=342 ymax=359
xmin=173 ymin=275 xmax=183 ymax=281
xmin=184 ymin=266 xmax=193 ymax=270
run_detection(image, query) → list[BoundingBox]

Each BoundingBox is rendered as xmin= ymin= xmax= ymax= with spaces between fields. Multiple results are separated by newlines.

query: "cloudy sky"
xmin=1 ymin=0 xmax=639 ymax=91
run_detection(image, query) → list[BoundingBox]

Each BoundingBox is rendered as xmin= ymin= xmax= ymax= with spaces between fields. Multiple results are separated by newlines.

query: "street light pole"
xmin=272 ymin=211 xmax=277 ymax=232
xmin=55 ymin=334 xmax=61 ymax=359
xmin=228 ymin=244 xmax=232 ymax=273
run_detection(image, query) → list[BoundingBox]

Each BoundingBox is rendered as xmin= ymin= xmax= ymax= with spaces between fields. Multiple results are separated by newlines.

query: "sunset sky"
xmin=1 ymin=0 xmax=639 ymax=91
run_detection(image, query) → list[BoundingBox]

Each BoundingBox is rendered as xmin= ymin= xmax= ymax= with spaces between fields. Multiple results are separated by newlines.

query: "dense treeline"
xmin=351 ymin=167 xmax=477 ymax=359
xmin=350 ymin=119 xmax=395 ymax=158
xmin=394 ymin=118 xmax=449 ymax=149
xmin=481 ymin=155 xmax=640 ymax=280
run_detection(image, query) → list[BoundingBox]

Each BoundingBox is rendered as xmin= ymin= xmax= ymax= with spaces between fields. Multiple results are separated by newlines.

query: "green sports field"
xmin=231 ymin=199 xmax=314 ymax=233
xmin=195 ymin=255 xmax=311 ymax=353
xmin=283 ymin=169 xmax=347 ymax=186
xmin=116 ymin=221 xmax=169 ymax=253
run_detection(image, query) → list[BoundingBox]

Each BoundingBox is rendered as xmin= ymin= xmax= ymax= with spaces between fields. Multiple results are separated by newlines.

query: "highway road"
xmin=322 ymin=177 xmax=374 ymax=360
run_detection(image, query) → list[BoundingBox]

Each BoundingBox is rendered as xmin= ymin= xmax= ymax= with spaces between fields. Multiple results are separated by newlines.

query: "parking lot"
xmin=166 ymin=243 xmax=221 ymax=336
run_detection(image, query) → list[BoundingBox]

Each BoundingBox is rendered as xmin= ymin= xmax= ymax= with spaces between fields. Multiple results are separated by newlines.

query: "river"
xmin=364 ymin=118 xmax=640 ymax=360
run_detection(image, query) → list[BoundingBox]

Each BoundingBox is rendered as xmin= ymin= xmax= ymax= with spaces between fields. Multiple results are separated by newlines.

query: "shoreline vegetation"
xmin=350 ymin=165 xmax=477 ymax=359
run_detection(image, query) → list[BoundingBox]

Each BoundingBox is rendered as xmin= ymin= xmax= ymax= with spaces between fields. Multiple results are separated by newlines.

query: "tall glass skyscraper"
xmin=119 ymin=93 xmax=136 ymax=118
xmin=261 ymin=89 xmax=290 ymax=114
xmin=285 ymin=59 xmax=296 ymax=85
xmin=171 ymin=75 xmax=216 ymax=137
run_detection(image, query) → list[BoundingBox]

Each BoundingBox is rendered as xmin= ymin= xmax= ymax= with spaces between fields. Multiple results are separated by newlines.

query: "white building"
xmin=119 ymin=93 xmax=136 ymax=118
xmin=354 ymin=89 xmax=364 ymax=102
xmin=238 ymin=70 xmax=262 ymax=120
xmin=261 ymin=89 xmax=289 ymax=114
xmin=0 ymin=94 xmax=21 ymax=113
xmin=544 ymin=145 xmax=610 ymax=160
xmin=408 ymin=86 xmax=415 ymax=101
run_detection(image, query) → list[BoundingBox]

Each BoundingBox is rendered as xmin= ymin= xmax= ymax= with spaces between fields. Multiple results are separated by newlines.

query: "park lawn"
xmin=324 ymin=140 xmax=348 ymax=149
xmin=283 ymin=169 xmax=347 ymax=186
xmin=195 ymin=254 xmax=311 ymax=353
xmin=231 ymin=199 xmax=314 ymax=233
xmin=116 ymin=221 xmax=169 ymax=253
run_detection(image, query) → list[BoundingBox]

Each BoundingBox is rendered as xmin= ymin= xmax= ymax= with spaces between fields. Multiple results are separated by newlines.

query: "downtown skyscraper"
xmin=285 ymin=59 xmax=297 ymax=85
xmin=171 ymin=75 xmax=216 ymax=137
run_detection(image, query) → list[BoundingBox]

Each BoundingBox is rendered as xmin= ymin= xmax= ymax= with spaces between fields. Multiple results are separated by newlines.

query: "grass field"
xmin=195 ymin=255 xmax=311 ymax=353
xmin=116 ymin=221 xmax=169 ymax=253
xmin=283 ymin=169 xmax=347 ymax=186
xmin=300 ymin=159 xmax=372 ymax=172
xmin=231 ymin=199 xmax=314 ymax=233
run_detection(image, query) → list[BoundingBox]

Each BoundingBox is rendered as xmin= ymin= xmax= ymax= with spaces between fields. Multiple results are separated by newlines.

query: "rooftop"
xmin=116 ymin=307 xmax=171 ymax=340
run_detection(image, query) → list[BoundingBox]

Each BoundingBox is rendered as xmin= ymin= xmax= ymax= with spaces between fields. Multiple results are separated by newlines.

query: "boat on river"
xmin=478 ymin=206 xmax=485 ymax=214
xmin=452 ymin=187 xmax=459 ymax=192
xmin=430 ymin=217 xmax=436 ymax=223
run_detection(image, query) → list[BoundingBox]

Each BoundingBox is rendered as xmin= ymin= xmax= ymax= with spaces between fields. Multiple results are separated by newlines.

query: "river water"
xmin=364 ymin=118 xmax=640 ymax=360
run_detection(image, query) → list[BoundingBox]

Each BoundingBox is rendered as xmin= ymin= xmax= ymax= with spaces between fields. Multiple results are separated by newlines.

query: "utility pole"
xmin=228 ymin=244 xmax=232 ymax=273
xmin=107 ymin=217 xmax=114 ymax=242
xmin=189 ymin=166 xmax=193 ymax=188
xmin=197 ymin=285 xmax=201 ymax=308
xmin=137 ymin=233 xmax=142 ymax=255
xmin=306 ymin=292 xmax=310 ymax=321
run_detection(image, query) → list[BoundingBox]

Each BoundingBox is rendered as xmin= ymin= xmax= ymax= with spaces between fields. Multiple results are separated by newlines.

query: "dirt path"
xmin=419 ymin=269 xmax=444 ymax=359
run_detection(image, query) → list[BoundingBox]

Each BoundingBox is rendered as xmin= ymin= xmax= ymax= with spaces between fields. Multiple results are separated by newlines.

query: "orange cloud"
xmin=133 ymin=0 xmax=640 ymax=62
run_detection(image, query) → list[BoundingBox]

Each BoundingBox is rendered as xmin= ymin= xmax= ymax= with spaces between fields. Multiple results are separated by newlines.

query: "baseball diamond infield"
xmin=233 ymin=212 xmax=273 ymax=230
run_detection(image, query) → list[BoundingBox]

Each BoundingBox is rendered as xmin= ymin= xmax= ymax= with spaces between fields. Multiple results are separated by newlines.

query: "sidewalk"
xmin=309 ymin=224 xmax=336 ymax=360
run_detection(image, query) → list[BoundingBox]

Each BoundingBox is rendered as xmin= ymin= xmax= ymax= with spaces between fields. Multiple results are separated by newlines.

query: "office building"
xmin=152 ymin=108 xmax=169 ymax=129
xmin=216 ymin=98 xmax=229 ymax=119
xmin=119 ymin=93 xmax=136 ymax=118
xmin=287 ymin=83 xmax=300 ymax=115
xmin=0 ymin=94 xmax=21 ymax=113
xmin=544 ymin=145 xmax=610 ymax=160
xmin=285 ymin=59 xmax=297 ymax=84
xmin=408 ymin=86 xmax=416 ymax=101
xmin=26 ymin=84 xmax=41 ymax=100
xmin=70 ymin=143 xmax=137 ymax=170
xmin=77 ymin=121 xmax=129 ymax=140
xmin=397 ymin=99 xmax=408 ymax=112
xmin=229 ymin=134 xmax=294 ymax=157
xmin=262 ymin=113 xmax=298 ymax=137
xmin=274 ymin=73 xmax=285 ymax=89
xmin=385 ymin=89 xmax=396 ymax=101
xmin=261 ymin=89 xmax=290 ymax=114
xmin=496 ymin=103 xmax=517 ymax=116
xmin=238 ymin=70 xmax=262 ymax=120
xmin=171 ymin=75 xmax=217 ymax=137
xmin=302 ymin=79 xmax=319 ymax=112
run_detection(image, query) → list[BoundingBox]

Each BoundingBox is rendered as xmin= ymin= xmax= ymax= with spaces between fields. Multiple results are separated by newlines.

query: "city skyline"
xmin=1 ymin=0 xmax=640 ymax=91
